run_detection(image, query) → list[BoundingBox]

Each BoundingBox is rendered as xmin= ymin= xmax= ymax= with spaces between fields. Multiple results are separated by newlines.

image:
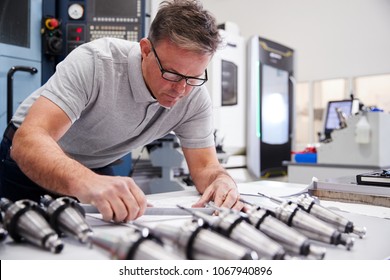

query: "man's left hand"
xmin=192 ymin=176 xmax=245 ymax=211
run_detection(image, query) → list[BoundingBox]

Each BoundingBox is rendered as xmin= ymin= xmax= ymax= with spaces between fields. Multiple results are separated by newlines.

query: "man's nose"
xmin=173 ymin=79 xmax=187 ymax=93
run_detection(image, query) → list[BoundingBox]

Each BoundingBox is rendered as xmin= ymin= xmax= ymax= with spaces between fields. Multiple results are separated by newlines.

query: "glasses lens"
xmin=186 ymin=78 xmax=206 ymax=86
xmin=162 ymin=72 xmax=183 ymax=82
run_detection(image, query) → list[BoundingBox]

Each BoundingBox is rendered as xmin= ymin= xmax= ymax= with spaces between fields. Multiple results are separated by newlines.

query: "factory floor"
xmin=226 ymin=167 xmax=288 ymax=184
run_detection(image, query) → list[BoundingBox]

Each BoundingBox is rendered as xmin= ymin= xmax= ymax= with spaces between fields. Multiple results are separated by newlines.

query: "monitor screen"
xmin=94 ymin=0 xmax=139 ymax=18
xmin=324 ymin=100 xmax=353 ymax=134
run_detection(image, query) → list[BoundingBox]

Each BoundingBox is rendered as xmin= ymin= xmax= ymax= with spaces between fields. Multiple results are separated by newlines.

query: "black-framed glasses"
xmin=149 ymin=40 xmax=208 ymax=87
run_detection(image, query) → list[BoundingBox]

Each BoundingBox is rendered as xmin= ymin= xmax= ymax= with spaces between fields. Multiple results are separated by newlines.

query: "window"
xmin=355 ymin=74 xmax=390 ymax=112
xmin=294 ymin=74 xmax=390 ymax=150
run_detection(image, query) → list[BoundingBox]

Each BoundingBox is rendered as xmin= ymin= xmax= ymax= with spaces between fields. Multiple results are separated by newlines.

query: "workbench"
xmin=1 ymin=180 xmax=390 ymax=260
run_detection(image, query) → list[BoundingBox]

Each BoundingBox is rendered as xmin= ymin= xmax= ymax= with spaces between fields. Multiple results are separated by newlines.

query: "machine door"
xmin=261 ymin=64 xmax=289 ymax=145
xmin=247 ymin=36 xmax=294 ymax=178
xmin=0 ymin=0 xmax=42 ymax=135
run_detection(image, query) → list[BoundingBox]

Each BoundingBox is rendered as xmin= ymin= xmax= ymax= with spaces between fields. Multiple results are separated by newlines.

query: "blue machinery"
xmin=0 ymin=0 xmax=145 ymax=176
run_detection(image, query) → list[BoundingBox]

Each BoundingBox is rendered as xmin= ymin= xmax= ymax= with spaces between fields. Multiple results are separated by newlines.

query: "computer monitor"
xmin=323 ymin=99 xmax=359 ymax=139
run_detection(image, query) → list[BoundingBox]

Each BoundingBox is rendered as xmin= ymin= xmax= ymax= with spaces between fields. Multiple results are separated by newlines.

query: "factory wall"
xmin=200 ymin=0 xmax=390 ymax=82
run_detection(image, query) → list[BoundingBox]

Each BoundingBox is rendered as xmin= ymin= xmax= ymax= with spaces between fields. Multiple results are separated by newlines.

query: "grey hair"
xmin=148 ymin=0 xmax=222 ymax=55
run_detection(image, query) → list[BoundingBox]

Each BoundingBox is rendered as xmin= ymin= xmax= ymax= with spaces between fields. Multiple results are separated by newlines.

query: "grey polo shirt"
xmin=12 ymin=38 xmax=215 ymax=168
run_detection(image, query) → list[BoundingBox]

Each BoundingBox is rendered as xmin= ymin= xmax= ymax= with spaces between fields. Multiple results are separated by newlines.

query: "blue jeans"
xmin=0 ymin=130 xmax=114 ymax=203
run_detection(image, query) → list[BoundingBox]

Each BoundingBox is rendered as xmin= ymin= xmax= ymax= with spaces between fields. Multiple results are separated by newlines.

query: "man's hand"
xmin=192 ymin=176 xmax=245 ymax=211
xmin=76 ymin=174 xmax=147 ymax=222
xmin=182 ymin=146 xmax=245 ymax=212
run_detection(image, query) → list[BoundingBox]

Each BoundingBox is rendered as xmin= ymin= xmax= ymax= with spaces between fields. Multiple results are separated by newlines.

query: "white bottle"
xmin=355 ymin=113 xmax=371 ymax=144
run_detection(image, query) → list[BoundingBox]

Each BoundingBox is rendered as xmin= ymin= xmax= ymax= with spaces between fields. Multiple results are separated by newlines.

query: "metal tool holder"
xmin=295 ymin=193 xmax=367 ymax=238
xmin=177 ymin=204 xmax=286 ymax=260
xmin=242 ymin=200 xmax=326 ymax=259
xmin=0 ymin=226 xmax=8 ymax=242
xmin=40 ymin=195 xmax=93 ymax=244
xmin=257 ymin=193 xmax=355 ymax=250
xmin=0 ymin=198 xmax=64 ymax=253
xmin=90 ymin=226 xmax=182 ymax=260
xmin=135 ymin=218 xmax=258 ymax=260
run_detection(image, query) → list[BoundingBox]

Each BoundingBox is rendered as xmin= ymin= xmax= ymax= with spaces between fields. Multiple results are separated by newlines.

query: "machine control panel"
xmin=58 ymin=0 xmax=144 ymax=56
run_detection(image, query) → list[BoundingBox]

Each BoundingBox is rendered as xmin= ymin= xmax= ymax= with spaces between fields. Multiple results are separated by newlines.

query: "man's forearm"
xmin=191 ymin=164 xmax=236 ymax=194
xmin=11 ymin=127 xmax=94 ymax=197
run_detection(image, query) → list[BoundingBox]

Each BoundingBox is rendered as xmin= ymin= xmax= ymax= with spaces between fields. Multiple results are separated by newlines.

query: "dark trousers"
xmin=0 ymin=123 xmax=114 ymax=203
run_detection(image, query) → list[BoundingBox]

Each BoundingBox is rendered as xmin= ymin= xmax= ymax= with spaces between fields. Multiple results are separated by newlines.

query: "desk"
xmin=284 ymin=161 xmax=384 ymax=184
xmin=1 ymin=181 xmax=390 ymax=260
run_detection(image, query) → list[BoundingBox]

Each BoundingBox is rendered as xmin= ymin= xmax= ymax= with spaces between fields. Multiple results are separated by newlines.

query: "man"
xmin=0 ymin=0 xmax=244 ymax=222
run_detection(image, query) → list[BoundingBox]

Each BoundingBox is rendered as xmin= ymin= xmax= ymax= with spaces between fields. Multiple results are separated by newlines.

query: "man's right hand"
xmin=76 ymin=174 xmax=147 ymax=222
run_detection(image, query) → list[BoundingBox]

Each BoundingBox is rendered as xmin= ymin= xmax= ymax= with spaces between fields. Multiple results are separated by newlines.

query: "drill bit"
xmin=40 ymin=195 xmax=93 ymax=243
xmin=0 ymin=198 xmax=63 ymax=253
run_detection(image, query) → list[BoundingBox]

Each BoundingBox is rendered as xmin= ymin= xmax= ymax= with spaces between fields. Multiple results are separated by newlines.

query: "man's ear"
xmin=139 ymin=38 xmax=152 ymax=59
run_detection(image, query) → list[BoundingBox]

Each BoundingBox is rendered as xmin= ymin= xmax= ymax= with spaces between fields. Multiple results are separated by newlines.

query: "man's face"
xmin=140 ymin=38 xmax=212 ymax=108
